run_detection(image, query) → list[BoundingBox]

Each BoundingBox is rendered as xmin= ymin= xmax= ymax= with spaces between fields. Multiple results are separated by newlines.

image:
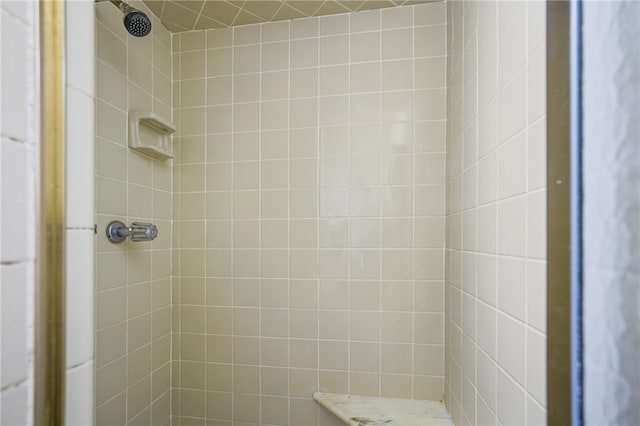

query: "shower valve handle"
xmin=106 ymin=220 xmax=158 ymax=243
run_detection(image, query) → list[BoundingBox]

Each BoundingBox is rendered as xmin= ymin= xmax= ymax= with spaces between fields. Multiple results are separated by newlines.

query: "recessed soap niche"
xmin=128 ymin=110 xmax=176 ymax=160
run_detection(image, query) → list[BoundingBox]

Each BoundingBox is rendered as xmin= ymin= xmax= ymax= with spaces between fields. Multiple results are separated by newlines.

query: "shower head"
xmin=108 ymin=0 xmax=152 ymax=37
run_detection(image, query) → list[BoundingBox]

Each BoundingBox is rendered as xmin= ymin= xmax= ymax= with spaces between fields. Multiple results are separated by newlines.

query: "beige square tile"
xmin=497 ymin=256 xmax=526 ymax=321
xmin=380 ymin=281 xmax=412 ymax=312
xmin=381 ymin=343 xmax=412 ymax=374
xmin=290 ymin=128 xmax=318 ymax=159
xmin=320 ymin=280 xmax=348 ymax=310
xmin=95 ymin=358 xmax=126 ymax=406
xmin=289 ymin=309 xmax=318 ymax=340
xmin=350 ymin=311 xmax=381 ymax=342
xmin=291 ymin=68 xmax=319 ymax=98
xmin=291 ymin=339 xmax=319 ymax=368
xmin=382 ymin=60 xmax=413 ymax=91
xmin=207 ymin=47 xmax=232 ymax=77
xmin=234 ymin=44 xmax=260 ymax=74
xmin=261 ymin=307 xmax=289 ymax=336
xmin=205 ymin=303 xmax=232 ymax=334
xmin=414 ymin=25 xmax=446 ymax=58
xmin=350 ymin=8 xmax=380 ymax=32
xmin=413 ymin=375 xmax=444 ymax=401
xmin=290 ymin=369 xmax=319 ymax=398
xmin=262 ymin=71 xmax=289 ymax=100
xmin=291 ymin=38 xmax=319 ymax=68
xmin=233 ymin=394 xmax=260 ymax=424
xmin=234 ymin=24 xmax=260 ymax=45
xmin=350 ymin=250 xmax=380 ymax=280
xmin=497 ymin=362 xmax=525 ymax=424
xmin=262 ymin=41 xmax=289 ymax=71
xmin=382 ymin=28 xmax=412 ymax=60
xmin=290 ymin=250 xmax=319 ymax=279
xmin=205 ymin=363 xmax=232 ymax=392
xmin=320 ymin=95 xmax=349 ymax=126
xmin=290 ymin=279 xmax=318 ymax=309
xmin=290 ymin=16 xmax=319 ymax=39
xmin=382 ymin=312 xmax=413 ymax=343
xmin=262 ymin=395 xmax=289 ymax=425
xmin=319 ymin=340 xmax=349 ymax=370
xmin=290 ymin=188 xmax=318 ymax=218
xmin=350 ymin=218 xmax=380 ymax=248
xmin=381 ymin=374 xmax=412 ymax=399
xmin=350 ymin=32 xmax=380 ymax=63
xmin=319 ymin=310 xmax=349 ymax=340
xmin=206 ymin=391 xmax=232 ymax=421
xmin=318 ymin=370 xmax=348 ymax=394
xmin=319 ymin=35 xmax=349 ymax=65
xmin=349 ymin=281 xmax=380 ymax=311
xmin=262 ymin=337 xmax=290 ymax=367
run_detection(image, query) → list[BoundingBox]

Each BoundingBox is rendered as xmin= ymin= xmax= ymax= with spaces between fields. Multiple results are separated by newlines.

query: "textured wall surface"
xmin=0 ymin=1 xmax=37 ymax=424
xmin=583 ymin=2 xmax=640 ymax=424
xmin=65 ymin=0 xmax=97 ymax=424
xmin=444 ymin=1 xmax=547 ymax=425
xmin=171 ymin=3 xmax=447 ymax=424
xmin=93 ymin=1 xmax=174 ymax=424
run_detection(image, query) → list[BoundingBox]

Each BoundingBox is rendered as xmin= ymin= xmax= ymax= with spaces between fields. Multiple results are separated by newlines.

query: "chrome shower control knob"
xmin=106 ymin=220 xmax=158 ymax=243
xmin=129 ymin=222 xmax=158 ymax=242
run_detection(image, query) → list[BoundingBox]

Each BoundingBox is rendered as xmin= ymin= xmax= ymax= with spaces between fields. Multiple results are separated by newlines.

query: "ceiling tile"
xmin=242 ymin=1 xmax=283 ymax=20
xmin=336 ymin=0 xmax=366 ymax=12
xmin=194 ymin=14 xmax=227 ymax=30
xmin=162 ymin=0 xmax=200 ymax=28
xmin=143 ymin=0 xmax=166 ymax=19
xmin=232 ymin=8 xmax=265 ymax=25
xmin=200 ymin=1 xmax=242 ymax=26
xmin=173 ymin=0 xmax=205 ymax=13
xmin=285 ymin=1 xmax=324 ymax=16
xmin=148 ymin=0 xmax=437 ymax=33
xmin=314 ymin=1 xmax=350 ymax=17
xmin=163 ymin=20 xmax=191 ymax=32
xmin=357 ymin=0 xmax=394 ymax=11
xmin=272 ymin=4 xmax=306 ymax=21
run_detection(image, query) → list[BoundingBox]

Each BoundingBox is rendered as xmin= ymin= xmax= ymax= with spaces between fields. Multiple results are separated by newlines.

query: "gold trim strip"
xmin=36 ymin=1 xmax=66 ymax=424
xmin=546 ymin=1 xmax=572 ymax=424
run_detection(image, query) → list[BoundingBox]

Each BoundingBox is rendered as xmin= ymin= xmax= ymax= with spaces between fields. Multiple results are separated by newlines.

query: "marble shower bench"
xmin=313 ymin=392 xmax=453 ymax=426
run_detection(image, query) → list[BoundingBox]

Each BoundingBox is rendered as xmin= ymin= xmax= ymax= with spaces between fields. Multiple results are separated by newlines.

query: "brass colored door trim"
xmin=547 ymin=1 xmax=577 ymax=424
xmin=36 ymin=0 xmax=66 ymax=424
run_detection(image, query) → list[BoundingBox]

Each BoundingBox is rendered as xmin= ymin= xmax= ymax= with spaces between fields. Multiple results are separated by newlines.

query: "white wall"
xmin=444 ymin=1 xmax=547 ymax=425
xmin=65 ymin=1 xmax=96 ymax=424
xmin=171 ymin=4 xmax=447 ymax=424
xmin=0 ymin=1 xmax=96 ymax=424
xmin=0 ymin=1 xmax=38 ymax=424
xmin=583 ymin=1 xmax=640 ymax=424
xmin=93 ymin=1 xmax=173 ymax=424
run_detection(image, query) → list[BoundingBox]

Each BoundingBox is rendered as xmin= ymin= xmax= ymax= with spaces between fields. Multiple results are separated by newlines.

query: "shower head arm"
xmin=110 ymin=0 xmax=135 ymax=16
xmin=94 ymin=0 xmax=133 ymax=14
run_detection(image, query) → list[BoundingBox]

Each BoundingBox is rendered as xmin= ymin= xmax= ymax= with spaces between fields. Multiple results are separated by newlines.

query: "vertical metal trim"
xmin=36 ymin=0 xmax=66 ymax=425
xmin=546 ymin=1 xmax=574 ymax=425
xmin=569 ymin=0 xmax=583 ymax=424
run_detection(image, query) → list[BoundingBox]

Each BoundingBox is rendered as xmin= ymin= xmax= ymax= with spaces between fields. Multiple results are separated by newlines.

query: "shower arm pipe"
xmin=95 ymin=0 xmax=133 ymax=13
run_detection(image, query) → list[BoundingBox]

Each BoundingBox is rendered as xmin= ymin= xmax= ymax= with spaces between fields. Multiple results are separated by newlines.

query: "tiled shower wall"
xmin=171 ymin=3 xmax=447 ymax=424
xmin=93 ymin=1 xmax=174 ymax=424
xmin=0 ymin=2 xmax=36 ymax=423
xmin=444 ymin=1 xmax=547 ymax=425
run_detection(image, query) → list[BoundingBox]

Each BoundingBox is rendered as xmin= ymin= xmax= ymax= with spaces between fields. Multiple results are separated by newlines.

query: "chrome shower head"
xmin=109 ymin=0 xmax=152 ymax=37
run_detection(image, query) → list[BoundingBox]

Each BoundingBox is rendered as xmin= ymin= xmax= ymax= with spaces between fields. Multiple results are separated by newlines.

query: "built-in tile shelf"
xmin=128 ymin=110 xmax=176 ymax=160
xmin=313 ymin=392 xmax=453 ymax=426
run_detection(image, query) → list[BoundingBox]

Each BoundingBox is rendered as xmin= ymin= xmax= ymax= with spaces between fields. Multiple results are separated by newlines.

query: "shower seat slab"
xmin=313 ymin=392 xmax=453 ymax=426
